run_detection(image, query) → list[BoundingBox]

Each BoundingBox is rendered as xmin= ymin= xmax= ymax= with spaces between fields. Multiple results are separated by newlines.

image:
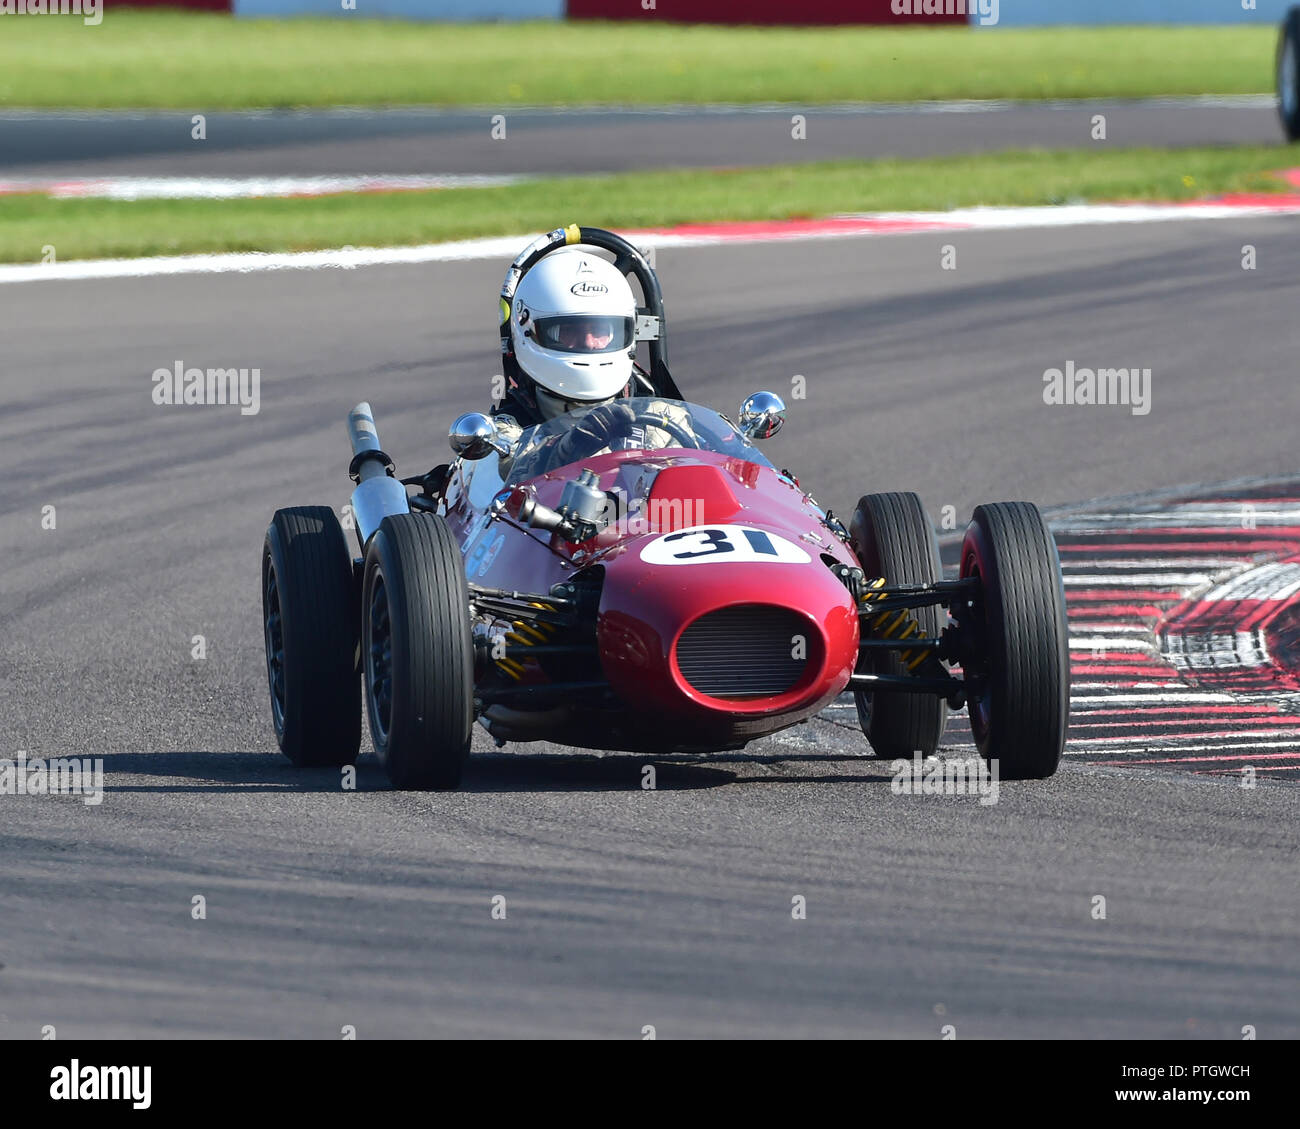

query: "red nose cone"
xmin=597 ymin=548 xmax=860 ymax=735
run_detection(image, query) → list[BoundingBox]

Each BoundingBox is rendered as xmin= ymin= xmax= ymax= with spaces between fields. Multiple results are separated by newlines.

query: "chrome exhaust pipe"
xmin=346 ymin=401 xmax=409 ymax=548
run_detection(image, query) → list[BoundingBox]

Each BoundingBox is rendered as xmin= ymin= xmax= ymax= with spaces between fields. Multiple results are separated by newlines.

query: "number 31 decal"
xmin=639 ymin=524 xmax=811 ymax=566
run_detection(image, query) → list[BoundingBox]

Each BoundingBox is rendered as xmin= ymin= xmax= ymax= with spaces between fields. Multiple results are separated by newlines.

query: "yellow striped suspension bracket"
xmin=493 ymin=603 xmax=558 ymax=680
xmin=859 ymin=578 xmax=930 ymax=672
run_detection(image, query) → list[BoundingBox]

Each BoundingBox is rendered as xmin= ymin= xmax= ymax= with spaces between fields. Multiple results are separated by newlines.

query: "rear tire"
xmin=1279 ymin=8 xmax=1300 ymax=141
xmin=362 ymin=513 xmax=474 ymax=790
xmin=262 ymin=506 xmax=361 ymax=767
xmin=849 ymin=492 xmax=947 ymax=759
xmin=958 ymin=502 xmax=1069 ymax=780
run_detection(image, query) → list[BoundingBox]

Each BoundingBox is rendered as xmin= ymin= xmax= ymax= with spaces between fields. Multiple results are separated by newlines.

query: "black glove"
xmin=555 ymin=401 xmax=635 ymax=463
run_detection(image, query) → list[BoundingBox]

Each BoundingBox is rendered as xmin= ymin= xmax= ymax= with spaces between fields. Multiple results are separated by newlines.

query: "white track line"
xmin=1051 ymin=507 xmax=1300 ymax=529
xmin=9 ymin=197 xmax=1300 ymax=285
xmin=0 ymin=232 xmax=716 ymax=285
xmin=1059 ymin=558 xmax=1246 ymax=570
xmin=0 ymin=174 xmax=526 ymax=201
xmin=1069 ymin=693 xmax=1242 ymax=703
xmin=1060 ymin=573 xmax=1215 ymax=587
xmin=1202 ymin=562 xmax=1300 ymax=602
xmin=1067 ymin=734 xmax=1300 ymax=748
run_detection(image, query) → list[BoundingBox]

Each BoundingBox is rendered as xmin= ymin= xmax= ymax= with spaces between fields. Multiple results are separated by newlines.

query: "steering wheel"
xmin=629 ymin=411 xmax=700 ymax=450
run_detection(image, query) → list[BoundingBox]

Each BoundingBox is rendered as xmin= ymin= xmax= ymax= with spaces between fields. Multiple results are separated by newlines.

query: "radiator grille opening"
xmin=675 ymin=605 xmax=810 ymax=699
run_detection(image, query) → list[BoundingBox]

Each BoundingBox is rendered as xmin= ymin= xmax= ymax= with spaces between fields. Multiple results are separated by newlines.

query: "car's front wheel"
xmin=849 ymin=491 xmax=948 ymax=760
xmin=957 ymin=502 xmax=1069 ymax=780
xmin=362 ymin=513 xmax=474 ymax=790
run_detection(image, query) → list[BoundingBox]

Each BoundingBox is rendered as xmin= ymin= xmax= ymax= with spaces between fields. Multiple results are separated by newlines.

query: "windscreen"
xmin=506 ymin=398 xmax=775 ymax=484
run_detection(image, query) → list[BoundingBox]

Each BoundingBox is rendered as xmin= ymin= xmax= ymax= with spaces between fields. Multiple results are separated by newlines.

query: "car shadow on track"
xmin=93 ymin=751 xmax=379 ymax=794
xmin=458 ymin=750 xmax=902 ymax=790
xmin=664 ymin=751 xmax=901 ymax=787
xmin=458 ymin=750 xmax=905 ymax=791
xmin=95 ymin=750 xmax=740 ymax=793
xmin=458 ymin=754 xmax=736 ymax=792
xmin=93 ymin=750 xmax=896 ymax=793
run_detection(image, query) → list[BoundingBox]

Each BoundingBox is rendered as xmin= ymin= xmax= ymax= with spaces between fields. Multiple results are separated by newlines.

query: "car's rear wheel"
xmin=849 ymin=492 xmax=947 ymax=759
xmin=957 ymin=502 xmax=1069 ymax=780
xmin=362 ymin=513 xmax=474 ymax=790
xmin=262 ymin=506 xmax=361 ymax=767
xmin=1279 ymin=7 xmax=1300 ymax=141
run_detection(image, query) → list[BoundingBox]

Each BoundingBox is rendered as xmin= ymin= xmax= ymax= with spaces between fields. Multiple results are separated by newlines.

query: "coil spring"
xmin=494 ymin=604 xmax=557 ymax=680
xmin=860 ymin=577 xmax=930 ymax=672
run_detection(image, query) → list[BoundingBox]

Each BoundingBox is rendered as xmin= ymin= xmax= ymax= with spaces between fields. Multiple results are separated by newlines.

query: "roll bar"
xmin=497 ymin=224 xmax=682 ymax=401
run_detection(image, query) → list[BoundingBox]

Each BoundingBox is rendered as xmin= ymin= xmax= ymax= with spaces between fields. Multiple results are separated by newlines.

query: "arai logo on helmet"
xmin=571 ymin=281 xmax=608 ymax=296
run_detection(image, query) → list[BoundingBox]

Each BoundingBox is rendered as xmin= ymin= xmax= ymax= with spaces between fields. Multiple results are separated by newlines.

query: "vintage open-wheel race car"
xmin=261 ymin=226 xmax=1070 ymax=789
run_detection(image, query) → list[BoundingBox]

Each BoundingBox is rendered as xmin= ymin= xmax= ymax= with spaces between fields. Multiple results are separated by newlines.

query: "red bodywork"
xmin=441 ymin=447 xmax=861 ymax=753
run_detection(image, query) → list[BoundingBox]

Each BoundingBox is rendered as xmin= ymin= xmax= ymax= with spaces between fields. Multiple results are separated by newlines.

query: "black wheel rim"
xmin=854 ymin=652 xmax=876 ymax=724
xmin=367 ymin=574 xmax=393 ymax=746
xmin=970 ymin=681 xmax=993 ymax=744
xmin=264 ymin=564 xmax=287 ymax=735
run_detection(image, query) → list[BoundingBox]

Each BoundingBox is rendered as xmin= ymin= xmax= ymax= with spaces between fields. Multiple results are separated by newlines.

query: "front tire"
xmin=849 ymin=492 xmax=947 ymax=759
xmin=262 ymin=506 xmax=361 ymax=767
xmin=957 ymin=502 xmax=1069 ymax=780
xmin=363 ymin=513 xmax=474 ymax=790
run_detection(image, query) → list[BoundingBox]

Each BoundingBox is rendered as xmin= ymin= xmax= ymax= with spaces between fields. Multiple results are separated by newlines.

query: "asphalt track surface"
xmin=0 ymin=97 xmax=1282 ymax=179
xmin=2 ymin=220 xmax=1298 ymax=1038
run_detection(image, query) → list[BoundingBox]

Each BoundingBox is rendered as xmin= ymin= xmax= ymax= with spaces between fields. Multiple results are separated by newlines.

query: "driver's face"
xmin=555 ymin=317 xmax=615 ymax=352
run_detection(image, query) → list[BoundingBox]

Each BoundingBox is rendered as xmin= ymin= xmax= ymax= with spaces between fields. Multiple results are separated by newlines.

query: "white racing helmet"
xmin=509 ymin=248 xmax=637 ymax=419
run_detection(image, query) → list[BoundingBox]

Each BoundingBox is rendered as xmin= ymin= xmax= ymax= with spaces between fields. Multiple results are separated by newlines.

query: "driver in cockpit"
xmin=491 ymin=244 xmax=690 ymax=461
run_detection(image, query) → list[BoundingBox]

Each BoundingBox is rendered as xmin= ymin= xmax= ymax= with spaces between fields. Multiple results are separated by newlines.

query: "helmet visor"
xmin=533 ymin=315 xmax=634 ymax=355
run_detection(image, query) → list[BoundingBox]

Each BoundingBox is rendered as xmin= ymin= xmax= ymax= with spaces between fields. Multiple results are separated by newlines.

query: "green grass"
xmin=0 ymin=13 xmax=1276 ymax=109
xmin=3 ymin=146 xmax=1293 ymax=264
